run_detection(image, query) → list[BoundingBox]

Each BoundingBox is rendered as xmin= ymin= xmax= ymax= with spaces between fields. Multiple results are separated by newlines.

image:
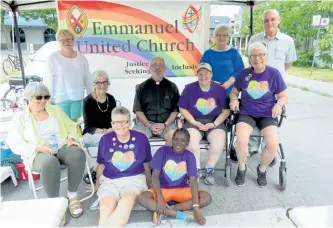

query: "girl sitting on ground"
xmin=138 ymin=129 xmax=212 ymax=225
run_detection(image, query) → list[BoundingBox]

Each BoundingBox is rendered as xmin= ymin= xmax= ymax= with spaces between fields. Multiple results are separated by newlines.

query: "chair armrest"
xmin=278 ymin=106 xmax=287 ymax=127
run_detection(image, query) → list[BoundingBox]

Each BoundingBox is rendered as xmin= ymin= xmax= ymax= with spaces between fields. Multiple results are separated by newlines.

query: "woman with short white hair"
xmin=43 ymin=28 xmax=93 ymax=120
xmin=201 ymin=24 xmax=244 ymax=95
xmin=95 ymin=106 xmax=152 ymax=227
xmin=7 ymin=82 xmax=86 ymax=218
xmin=82 ymin=70 xmax=117 ymax=146
xmin=229 ymin=41 xmax=288 ymax=188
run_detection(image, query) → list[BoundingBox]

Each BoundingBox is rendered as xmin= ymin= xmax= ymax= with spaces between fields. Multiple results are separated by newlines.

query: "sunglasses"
xmin=35 ymin=95 xmax=51 ymax=100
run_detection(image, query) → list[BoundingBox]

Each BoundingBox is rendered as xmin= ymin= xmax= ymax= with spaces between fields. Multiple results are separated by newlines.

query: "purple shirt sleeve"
xmin=273 ymin=70 xmax=287 ymax=94
xmin=97 ymin=135 xmax=106 ymax=164
xmin=234 ymin=70 xmax=245 ymax=91
xmin=178 ymin=84 xmax=190 ymax=109
xmin=142 ymin=135 xmax=152 ymax=163
xmin=150 ymin=147 xmax=164 ymax=170
xmin=187 ymin=152 xmax=198 ymax=177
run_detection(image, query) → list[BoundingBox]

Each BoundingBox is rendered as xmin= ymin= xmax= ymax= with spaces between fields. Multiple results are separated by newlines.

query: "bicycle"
xmin=2 ymin=52 xmax=26 ymax=75
xmin=2 ymin=76 xmax=42 ymax=111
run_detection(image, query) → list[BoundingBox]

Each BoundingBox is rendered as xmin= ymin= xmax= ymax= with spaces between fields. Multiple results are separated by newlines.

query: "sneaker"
xmin=235 ymin=166 xmax=247 ymax=186
xmin=203 ymin=168 xmax=215 ymax=185
xmin=256 ymin=165 xmax=267 ymax=187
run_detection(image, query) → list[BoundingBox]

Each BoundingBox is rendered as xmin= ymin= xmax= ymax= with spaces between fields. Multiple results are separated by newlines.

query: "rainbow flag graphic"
xmin=57 ymin=1 xmax=204 ymax=77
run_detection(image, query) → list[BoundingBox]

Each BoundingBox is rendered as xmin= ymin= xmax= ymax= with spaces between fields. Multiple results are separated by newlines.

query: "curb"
xmin=287 ymin=83 xmax=333 ymax=98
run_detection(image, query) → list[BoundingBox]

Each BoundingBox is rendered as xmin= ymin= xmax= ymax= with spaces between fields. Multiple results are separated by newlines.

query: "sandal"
xmin=68 ymin=197 xmax=83 ymax=218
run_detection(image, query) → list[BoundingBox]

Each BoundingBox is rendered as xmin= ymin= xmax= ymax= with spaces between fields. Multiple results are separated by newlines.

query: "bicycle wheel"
xmin=0 ymin=98 xmax=14 ymax=111
xmin=3 ymin=87 xmax=26 ymax=110
xmin=3 ymin=59 xmax=13 ymax=75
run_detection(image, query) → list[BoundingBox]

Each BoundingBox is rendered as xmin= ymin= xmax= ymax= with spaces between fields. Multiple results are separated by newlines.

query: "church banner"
xmin=57 ymin=0 xmax=209 ymax=78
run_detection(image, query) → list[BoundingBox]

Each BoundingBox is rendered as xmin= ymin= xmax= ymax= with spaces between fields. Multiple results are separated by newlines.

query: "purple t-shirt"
xmin=178 ymin=81 xmax=228 ymax=119
xmin=150 ymin=146 xmax=197 ymax=188
xmin=234 ymin=66 xmax=287 ymax=118
xmin=97 ymin=130 xmax=152 ymax=179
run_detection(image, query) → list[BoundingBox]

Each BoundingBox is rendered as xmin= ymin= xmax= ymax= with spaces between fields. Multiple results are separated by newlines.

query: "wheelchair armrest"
xmin=278 ymin=106 xmax=287 ymax=127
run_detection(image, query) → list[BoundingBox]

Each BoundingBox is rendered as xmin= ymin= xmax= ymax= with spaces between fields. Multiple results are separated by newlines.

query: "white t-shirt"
xmin=44 ymin=51 xmax=93 ymax=103
xmin=37 ymin=116 xmax=65 ymax=150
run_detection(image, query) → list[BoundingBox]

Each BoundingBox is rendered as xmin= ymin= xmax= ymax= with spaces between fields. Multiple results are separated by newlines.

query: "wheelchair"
xmin=227 ymin=103 xmax=287 ymax=191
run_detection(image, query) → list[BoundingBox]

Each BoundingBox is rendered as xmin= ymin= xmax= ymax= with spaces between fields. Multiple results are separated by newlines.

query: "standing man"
xmin=133 ymin=57 xmax=180 ymax=145
xmin=241 ymin=9 xmax=297 ymax=162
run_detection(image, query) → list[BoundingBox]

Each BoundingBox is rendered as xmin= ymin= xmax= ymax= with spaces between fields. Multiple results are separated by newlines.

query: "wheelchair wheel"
xmin=279 ymin=165 xmax=287 ymax=191
xmin=225 ymin=163 xmax=231 ymax=187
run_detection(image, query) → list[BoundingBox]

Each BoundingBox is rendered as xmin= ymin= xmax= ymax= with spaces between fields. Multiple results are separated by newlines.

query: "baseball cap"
xmin=197 ymin=62 xmax=212 ymax=73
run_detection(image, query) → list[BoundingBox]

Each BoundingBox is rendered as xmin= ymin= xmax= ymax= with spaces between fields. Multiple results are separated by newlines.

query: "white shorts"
xmin=97 ymin=174 xmax=148 ymax=202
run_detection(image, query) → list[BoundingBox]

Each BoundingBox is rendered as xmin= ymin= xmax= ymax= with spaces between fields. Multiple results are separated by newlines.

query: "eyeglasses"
xmin=112 ymin=120 xmax=129 ymax=125
xmin=264 ymin=18 xmax=277 ymax=23
xmin=215 ymin=34 xmax=229 ymax=38
xmin=151 ymin=64 xmax=165 ymax=69
xmin=59 ymin=38 xmax=74 ymax=43
xmin=250 ymin=53 xmax=267 ymax=58
xmin=94 ymin=81 xmax=109 ymax=86
xmin=35 ymin=95 xmax=51 ymax=100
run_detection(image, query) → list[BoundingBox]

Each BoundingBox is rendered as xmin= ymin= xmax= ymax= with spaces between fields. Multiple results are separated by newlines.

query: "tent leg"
xmin=10 ymin=4 xmax=26 ymax=87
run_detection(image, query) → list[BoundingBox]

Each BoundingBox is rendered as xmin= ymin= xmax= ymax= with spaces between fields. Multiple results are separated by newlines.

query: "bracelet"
xmin=277 ymin=103 xmax=283 ymax=107
xmin=213 ymin=122 xmax=217 ymax=128
xmin=193 ymin=204 xmax=200 ymax=208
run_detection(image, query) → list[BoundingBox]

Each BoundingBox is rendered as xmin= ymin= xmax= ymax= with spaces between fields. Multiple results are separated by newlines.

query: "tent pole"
xmin=10 ymin=2 xmax=26 ymax=87
xmin=249 ymin=1 xmax=254 ymax=40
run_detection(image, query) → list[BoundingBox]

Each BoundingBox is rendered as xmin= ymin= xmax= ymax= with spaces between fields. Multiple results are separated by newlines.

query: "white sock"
xmin=67 ymin=191 xmax=77 ymax=199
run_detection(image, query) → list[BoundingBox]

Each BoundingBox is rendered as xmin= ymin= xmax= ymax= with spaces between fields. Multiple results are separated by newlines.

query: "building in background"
xmin=1 ymin=14 xmax=56 ymax=51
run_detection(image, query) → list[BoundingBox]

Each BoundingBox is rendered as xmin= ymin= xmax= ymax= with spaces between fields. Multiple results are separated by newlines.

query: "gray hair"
xmin=24 ymin=82 xmax=50 ymax=101
xmin=150 ymin=57 xmax=165 ymax=65
xmin=262 ymin=9 xmax=280 ymax=20
xmin=92 ymin=70 xmax=109 ymax=83
xmin=214 ymin=24 xmax=230 ymax=36
xmin=111 ymin=106 xmax=131 ymax=122
xmin=248 ymin=42 xmax=268 ymax=56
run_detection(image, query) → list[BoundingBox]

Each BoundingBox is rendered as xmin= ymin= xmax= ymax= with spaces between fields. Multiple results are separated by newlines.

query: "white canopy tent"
xmin=1 ymin=0 xmax=265 ymax=87
xmin=1 ymin=0 xmax=56 ymax=86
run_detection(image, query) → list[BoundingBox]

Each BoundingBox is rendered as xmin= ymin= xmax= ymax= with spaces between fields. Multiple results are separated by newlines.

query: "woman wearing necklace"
xmin=201 ymin=24 xmax=244 ymax=95
xmin=82 ymin=70 xmax=117 ymax=146
xmin=178 ymin=63 xmax=230 ymax=186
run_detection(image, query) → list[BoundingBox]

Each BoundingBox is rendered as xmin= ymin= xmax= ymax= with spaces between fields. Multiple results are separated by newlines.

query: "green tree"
xmin=0 ymin=10 xmax=11 ymax=50
xmin=20 ymin=9 xmax=58 ymax=31
xmin=239 ymin=0 xmax=333 ymax=67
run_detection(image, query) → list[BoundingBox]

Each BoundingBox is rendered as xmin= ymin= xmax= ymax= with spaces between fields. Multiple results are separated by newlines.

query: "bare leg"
xmin=187 ymin=128 xmax=203 ymax=168
xmin=173 ymin=191 xmax=212 ymax=211
xmin=106 ymin=191 xmax=138 ymax=227
xmin=260 ymin=126 xmax=279 ymax=172
xmin=235 ymin=123 xmax=253 ymax=170
xmin=206 ymin=129 xmax=226 ymax=168
xmin=98 ymin=196 xmax=117 ymax=227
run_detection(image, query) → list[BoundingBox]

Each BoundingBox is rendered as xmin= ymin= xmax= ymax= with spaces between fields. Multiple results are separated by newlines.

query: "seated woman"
xmin=95 ymin=106 xmax=152 ymax=227
xmin=138 ymin=129 xmax=211 ymax=225
xmin=7 ymin=82 xmax=86 ymax=218
xmin=178 ymin=63 xmax=230 ymax=185
xmin=229 ymin=41 xmax=288 ymax=188
xmin=82 ymin=70 xmax=117 ymax=146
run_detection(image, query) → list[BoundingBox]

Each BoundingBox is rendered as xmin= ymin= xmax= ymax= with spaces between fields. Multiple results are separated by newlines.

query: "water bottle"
xmin=48 ymin=134 xmax=58 ymax=152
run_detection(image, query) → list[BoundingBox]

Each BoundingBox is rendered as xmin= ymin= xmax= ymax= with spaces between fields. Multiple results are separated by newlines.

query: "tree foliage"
xmin=240 ymin=0 xmax=333 ymax=67
xmin=20 ymin=9 xmax=58 ymax=31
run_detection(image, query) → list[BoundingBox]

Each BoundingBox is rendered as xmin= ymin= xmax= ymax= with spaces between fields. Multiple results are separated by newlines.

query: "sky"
xmin=210 ymin=5 xmax=241 ymax=18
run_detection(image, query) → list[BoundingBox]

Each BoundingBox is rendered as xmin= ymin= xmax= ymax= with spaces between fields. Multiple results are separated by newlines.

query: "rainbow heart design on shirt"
xmin=194 ymin=98 xmax=217 ymax=115
xmin=111 ymin=151 xmax=135 ymax=172
xmin=246 ymin=80 xmax=270 ymax=99
xmin=163 ymin=160 xmax=187 ymax=181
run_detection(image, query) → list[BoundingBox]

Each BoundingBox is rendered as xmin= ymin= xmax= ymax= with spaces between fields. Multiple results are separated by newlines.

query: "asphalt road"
xmin=1 ymin=86 xmax=333 ymax=227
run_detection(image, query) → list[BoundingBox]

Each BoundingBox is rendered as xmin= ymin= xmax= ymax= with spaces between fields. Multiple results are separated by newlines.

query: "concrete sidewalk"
xmin=126 ymin=205 xmax=333 ymax=227
xmin=285 ymin=74 xmax=333 ymax=97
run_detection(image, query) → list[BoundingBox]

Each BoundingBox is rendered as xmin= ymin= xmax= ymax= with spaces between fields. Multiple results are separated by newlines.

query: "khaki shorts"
xmin=97 ymin=174 xmax=148 ymax=202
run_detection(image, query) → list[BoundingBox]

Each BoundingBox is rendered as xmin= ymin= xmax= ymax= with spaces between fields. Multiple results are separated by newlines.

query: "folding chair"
xmin=24 ymin=154 xmax=95 ymax=202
